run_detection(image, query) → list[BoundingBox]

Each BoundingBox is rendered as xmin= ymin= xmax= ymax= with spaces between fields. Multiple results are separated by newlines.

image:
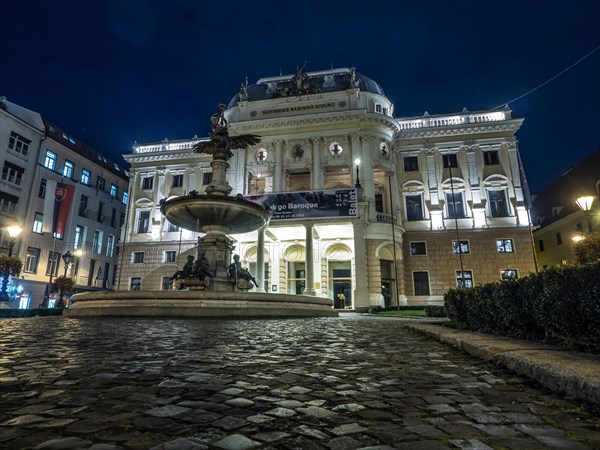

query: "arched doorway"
xmin=325 ymin=243 xmax=353 ymax=309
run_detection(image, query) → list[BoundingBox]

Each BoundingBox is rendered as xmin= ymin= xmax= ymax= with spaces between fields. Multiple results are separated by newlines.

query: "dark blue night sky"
xmin=1 ymin=0 xmax=599 ymax=193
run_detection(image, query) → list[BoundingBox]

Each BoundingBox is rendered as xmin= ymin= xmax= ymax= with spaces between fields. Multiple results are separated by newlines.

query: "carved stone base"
xmin=235 ymin=279 xmax=255 ymax=291
xmin=173 ymin=275 xmax=212 ymax=291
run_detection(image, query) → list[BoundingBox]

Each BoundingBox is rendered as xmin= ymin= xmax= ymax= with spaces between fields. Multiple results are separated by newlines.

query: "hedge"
xmin=0 ymin=308 xmax=64 ymax=319
xmin=444 ymin=262 xmax=600 ymax=351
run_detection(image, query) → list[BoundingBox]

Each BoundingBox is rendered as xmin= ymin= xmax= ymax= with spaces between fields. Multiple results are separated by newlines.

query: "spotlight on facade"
xmin=572 ymin=234 xmax=585 ymax=243
xmin=6 ymin=225 xmax=23 ymax=257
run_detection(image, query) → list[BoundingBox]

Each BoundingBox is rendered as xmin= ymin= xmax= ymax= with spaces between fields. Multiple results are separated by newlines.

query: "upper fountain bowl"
xmin=161 ymin=194 xmax=270 ymax=235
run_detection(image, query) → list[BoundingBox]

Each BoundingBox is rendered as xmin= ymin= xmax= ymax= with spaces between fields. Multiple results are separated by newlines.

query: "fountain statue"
xmin=159 ymin=103 xmax=269 ymax=291
xmin=65 ymin=104 xmax=336 ymax=318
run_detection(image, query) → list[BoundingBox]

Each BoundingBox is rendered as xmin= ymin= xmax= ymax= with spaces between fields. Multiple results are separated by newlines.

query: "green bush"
xmin=444 ymin=262 xmax=600 ymax=351
xmin=424 ymin=305 xmax=446 ymax=317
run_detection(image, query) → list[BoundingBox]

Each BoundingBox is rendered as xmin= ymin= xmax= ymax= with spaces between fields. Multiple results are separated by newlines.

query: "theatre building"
xmin=118 ymin=67 xmax=536 ymax=309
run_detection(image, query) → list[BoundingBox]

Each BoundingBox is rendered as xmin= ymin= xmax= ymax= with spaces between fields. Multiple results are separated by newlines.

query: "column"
xmin=255 ymin=226 xmax=266 ymax=293
xmin=303 ymin=224 xmax=316 ymax=296
xmin=361 ymin=136 xmax=376 ymax=220
xmin=352 ymin=211 xmax=370 ymax=310
xmin=311 ymin=138 xmax=322 ymax=189
xmin=273 ymin=140 xmax=283 ymax=192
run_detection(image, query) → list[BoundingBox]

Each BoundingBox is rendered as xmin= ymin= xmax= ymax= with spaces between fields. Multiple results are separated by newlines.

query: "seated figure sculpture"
xmin=170 ymin=255 xmax=194 ymax=281
xmin=227 ymin=254 xmax=259 ymax=289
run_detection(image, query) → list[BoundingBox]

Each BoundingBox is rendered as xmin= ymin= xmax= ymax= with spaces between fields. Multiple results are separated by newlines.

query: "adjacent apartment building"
xmin=118 ymin=67 xmax=537 ymax=309
xmin=0 ymin=97 xmax=129 ymax=308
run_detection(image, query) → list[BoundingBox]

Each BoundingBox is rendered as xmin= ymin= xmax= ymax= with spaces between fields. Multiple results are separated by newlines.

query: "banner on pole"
xmin=43 ymin=181 xmax=75 ymax=235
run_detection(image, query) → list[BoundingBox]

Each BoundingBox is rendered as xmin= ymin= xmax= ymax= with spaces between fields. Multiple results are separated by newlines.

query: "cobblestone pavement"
xmin=0 ymin=316 xmax=598 ymax=450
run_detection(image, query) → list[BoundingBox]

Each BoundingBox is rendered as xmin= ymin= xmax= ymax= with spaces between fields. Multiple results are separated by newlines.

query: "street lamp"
xmin=576 ymin=195 xmax=595 ymax=233
xmin=62 ymin=250 xmax=73 ymax=276
xmin=354 ymin=158 xmax=361 ymax=188
xmin=6 ymin=225 xmax=22 ymax=257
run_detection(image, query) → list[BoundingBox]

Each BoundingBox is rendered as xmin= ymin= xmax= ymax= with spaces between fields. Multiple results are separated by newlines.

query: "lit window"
xmin=501 ymin=269 xmax=518 ymax=281
xmin=497 ymin=239 xmax=514 ymax=253
xmin=44 ymin=150 xmax=57 ymax=170
xmin=122 ymin=191 xmax=129 ymax=205
xmin=92 ymin=230 xmax=102 ymax=254
xmin=410 ymin=242 xmax=426 ymax=256
xmin=456 ymin=270 xmax=473 ymax=288
xmin=133 ymin=252 xmax=144 ymax=263
xmin=45 ymin=251 xmax=60 ymax=276
xmin=452 ymin=240 xmax=470 ymax=254
xmin=413 ymin=271 xmax=430 ymax=295
xmin=81 ymin=169 xmax=91 ymax=185
xmin=33 ymin=212 xmax=43 ymax=234
xmin=24 ymin=247 xmax=40 ymax=273
xmin=63 ymin=160 xmax=74 ymax=178
xmin=8 ymin=131 xmax=31 ymax=156
xmin=110 ymin=184 xmax=118 ymax=197
xmin=106 ymin=235 xmax=115 ymax=257
xmin=74 ymin=225 xmax=84 ymax=249
xmin=136 ymin=210 xmax=150 ymax=233
xmin=130 ymin=277 xmax=141 ymax=290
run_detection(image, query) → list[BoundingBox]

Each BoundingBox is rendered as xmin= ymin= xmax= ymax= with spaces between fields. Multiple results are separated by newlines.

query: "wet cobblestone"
xmin=0 ymin=316 xmax=598 ymax=449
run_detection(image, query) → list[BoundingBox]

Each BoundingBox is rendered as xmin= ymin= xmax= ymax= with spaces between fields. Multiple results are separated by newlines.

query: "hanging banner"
xmin=246 ymin=188 xmax=358 ymax=220
xmin=43 ymin=181 xmax=76 ymax=235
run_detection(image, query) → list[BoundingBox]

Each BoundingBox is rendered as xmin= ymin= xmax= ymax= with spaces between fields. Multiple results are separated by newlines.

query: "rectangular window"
xmin=110 ymin=208 xmax=117 ymax=228
xmin=96 ymin=176 xmax=105 ymax=191
xmin=167 ymin=221 xmax=179 ymax=232
xmin=62 ymin=160 xmax=74 ymax=178
xmin=39 ymin=178 xmax=47 ymax=199
xmin=44 ymin=150 xmax=57 ymax=170
xmin=110 ymin=184 xmax=118 ymax=197
xmin=452 ymin=240 xmax=470 ymax=254
xmin=172 ymin=174 xmax=184 ymax=188
xmin=33 ymin=212 xmax=44 ymax=234
xmin=120 ymin=212 xmax=126 ymax=226
xmin=97 ymin=202 xmax=104 ymax=222
xmin=556 ymin=232 xmax=562 ymax=245
xmin=410 ymin=242 xmax=427 ymax=256
xmin=79 ymin=195 xmax=88 ymax=217
xmin=202 ymin=172 xmax=213 ymax=185
xmin=539 ymin=239 xmax=545 ymax=252
xmin=122 ymin=191 xmax=129 ymax=205
xmin=162 ymin=276 xmax=173 ymax=290
xmin=501 ymin=269 xmax=518 ymax=281
xmin=405 ymin=195 xmax=424 ymax=221
xmin=443 ymin=154 xmax=458 ymax=168
xmin=446 ymin=192 xmax=465 ymax=219
xmin=456 ymin=270 xmax=473 ymax=289
xmin=483 ymin=150 xmax=500 ymax=165
xmin=130 ymin=277 xmax=141 ymax=291
xmin=142 ymin=176 xmax=153 ymax=190
xmin=2 ymin=161 xmax=24 ymax=186
xmin=133 ymin=252 xmax=144 ymax=263
xmin=137 ymin=210 xmax=150 ymax=233
xmin=24 ymin=247 xmax=40 ymax=273
xmin=8 ymin=131 xmax=31 ymax=156
xmin=92 ymin=230 xmax=102 ymax=254
xmin=106 ymin=235 xmax=115 ymax=257
xmin=74 ymin=225 xmax=84 ymax=249
xmin=403 ymin=156 xmax=419 ymax=172
xmin=413 ymin=271 xmax=430 ymax=295
xmin=165 ymin=251 xmax=176 ymax=262
xmin=45 ymin=251 xmax=60 ymax=276
xmin=489 ymin=190 xmax=509 ymax=217
xmin=496 ymin=239 xmax=514 ymax=253
xmin=80 ymin=169 xmax=91 ymax=185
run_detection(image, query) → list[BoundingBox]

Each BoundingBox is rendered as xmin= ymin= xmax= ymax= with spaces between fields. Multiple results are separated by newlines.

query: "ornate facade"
xmin=119 ymin=67 xmax=536 ymax=309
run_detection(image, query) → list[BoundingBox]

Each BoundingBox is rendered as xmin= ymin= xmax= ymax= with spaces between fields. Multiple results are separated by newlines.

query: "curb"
xmin=403 ymin=322 xmax=600 ymax=406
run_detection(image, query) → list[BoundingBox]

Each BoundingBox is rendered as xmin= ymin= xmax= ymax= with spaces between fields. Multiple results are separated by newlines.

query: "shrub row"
xmin=0 ymin=308 xmax=64 ymax=319
xmin=444 ymin=262 xmax=600 ymax=350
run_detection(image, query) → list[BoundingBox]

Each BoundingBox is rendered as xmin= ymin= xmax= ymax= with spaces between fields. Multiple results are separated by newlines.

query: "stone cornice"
xmin=395 ymin=119 xmax=523 ymax=141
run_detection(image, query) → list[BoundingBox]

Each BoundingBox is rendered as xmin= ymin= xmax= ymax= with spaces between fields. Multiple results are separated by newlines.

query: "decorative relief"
xmin=291 ymin=144 xmax=304 ymax=161
xmin=329 ymin=142 xmax=343 ymax=157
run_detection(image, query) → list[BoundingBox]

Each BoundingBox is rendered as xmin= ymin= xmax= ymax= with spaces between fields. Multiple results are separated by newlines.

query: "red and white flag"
xmin=43 ymin=181 xmax=75 ymax=235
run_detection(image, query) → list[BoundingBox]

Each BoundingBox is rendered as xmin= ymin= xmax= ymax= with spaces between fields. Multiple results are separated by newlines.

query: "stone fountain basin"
xmin=161 ymin=194 xmax=270 ymax=234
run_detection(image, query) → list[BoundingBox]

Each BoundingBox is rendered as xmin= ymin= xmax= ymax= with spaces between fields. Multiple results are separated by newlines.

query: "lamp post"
xmin=6 ymin=225 xmax=22 ymax=257
xmin=62 ymin=250 xmax=72 ymax=276
xmin=354 ymin=158 xmax=361 ymax=188
xmin=576 ymin=195 xmax=595 ymax=233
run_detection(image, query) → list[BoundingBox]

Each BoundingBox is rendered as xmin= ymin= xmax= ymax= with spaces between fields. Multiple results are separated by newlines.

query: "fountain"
xmin=65 ymin=105 xmax=337 ymax=318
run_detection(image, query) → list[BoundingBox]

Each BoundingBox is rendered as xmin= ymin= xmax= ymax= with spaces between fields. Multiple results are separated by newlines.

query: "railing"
xmin=376 ymin=213 xmax=397 ymax=224
xmin=398 ymin=111 xmax=506 ymax=130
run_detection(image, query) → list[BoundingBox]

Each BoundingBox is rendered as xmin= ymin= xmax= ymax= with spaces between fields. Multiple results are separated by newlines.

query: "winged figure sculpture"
xmin=193 ymin=104 xmax=260 ymax=161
